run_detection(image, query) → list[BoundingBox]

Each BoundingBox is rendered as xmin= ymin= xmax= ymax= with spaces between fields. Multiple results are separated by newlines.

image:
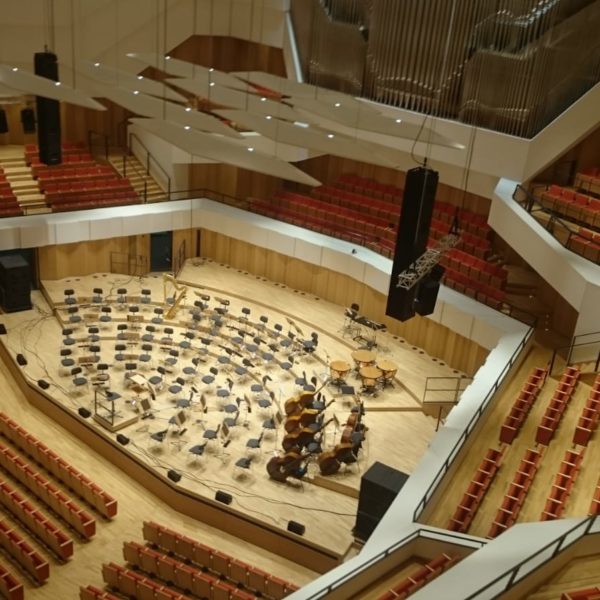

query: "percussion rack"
xmin=343 ymin=308 xmax=386 ymax=350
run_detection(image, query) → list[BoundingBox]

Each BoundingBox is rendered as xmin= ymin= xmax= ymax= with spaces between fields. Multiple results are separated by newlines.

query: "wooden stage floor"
xmin=0 ymin=259 xmax=464 ymax=591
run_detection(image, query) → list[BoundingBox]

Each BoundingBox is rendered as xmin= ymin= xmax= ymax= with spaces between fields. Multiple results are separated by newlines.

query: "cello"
xmin=266 ymin=450 xmax=310 ymax=483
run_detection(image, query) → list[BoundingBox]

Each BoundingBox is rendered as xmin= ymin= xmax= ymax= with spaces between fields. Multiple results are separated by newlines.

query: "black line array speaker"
xmin=0 ymin=256 xmax=32 ymax=313
xmin=354 ymin=462 xmax=409 ymax=542
xmin=34 ymin=51 xmax=61 ymax=165
xmin=0 ymin=110 xmax=8 ymax=134
xmin=21 ymin=108 xmax=36 ymax=134
xmin=386 ymin=166 xmax=439 ymax=322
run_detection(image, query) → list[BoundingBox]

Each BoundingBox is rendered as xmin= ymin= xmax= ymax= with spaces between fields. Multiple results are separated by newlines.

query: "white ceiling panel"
xmin=214 ymin=109 xmax=403 ymax=168
xmin=166 ymin=78 xmax=304 ymax=121
xmin=130 ymin=118 xmax=320 ymax=187
xmin=127 ymin=52 xmax=247 ymax=90
xmin=79 ymin=61 xmax=187 ymax=103
xmin=0 ymin=65 xmax=106 ymax=110
xmin=85 ymin=85 xmax=241 ymax=138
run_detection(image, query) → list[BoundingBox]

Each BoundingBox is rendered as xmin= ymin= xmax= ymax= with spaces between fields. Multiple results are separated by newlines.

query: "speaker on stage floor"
xmin=16 ymin=354 xmax=27 ymax=366
xmin=0 ymin=255 xmax=32 ymax=313
xmin=215 ymin=490 xmax=232 ymax=505
xmin=287 ymin=520 xmax=306 ymax=536
xmin=34 ymin=51 xmax=61 ymax=165
xmin=167 ymin=469 xmax=181 ymax=483
xmin=116 ymin=434 xmax=130 ymax=446
xmin=354 ymin=462 xmax=409 ymax=542
xmin=78 ymin=407 xmax=91 ymax=418
xmin=38 ymin=379 xmax=50 ymax=390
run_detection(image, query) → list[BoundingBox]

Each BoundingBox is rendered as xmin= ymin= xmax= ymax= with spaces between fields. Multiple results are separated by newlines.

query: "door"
xmin=150 ymin=231 xmax=173 ymax=272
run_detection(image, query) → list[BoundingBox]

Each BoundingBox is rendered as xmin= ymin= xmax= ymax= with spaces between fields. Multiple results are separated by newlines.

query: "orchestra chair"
xmin=140 ymin=288 xmax=151 ymax=307
xmin=139 ymin=344 xmax=153 ymax=369
xmin=62 ymin=328 xmax=76 ymax=347
xmin=142 ymin=325 xmax=156 ymax=343
xmin=182 ymin=357 xmax=199 ymax=383
xmin=246 ymin=432 xmax=264 ymax=457
xmin=68 ymin=306 xmax=82 ymax=327
xmin=71 ymin=366 xmax=88 ymax=395
xmin=188 ymin=442 xmax=207 ymax=465
xmin=59 ymin=348 xmax=75 ymax=375
xmin=148 ymin=366 xmax=167 ymax=392
xmin=149 ymin=429 xmax=169 ymax=448
xmin=87 ymin=326 xmax=100 ymax=343
xmin=116 ymin=288 xmax=128 ymax=308
xmin=92 ymin=287 xmax=103 ymax=304
xmin=168 ymin=377 xmax=185 ymax=402
xmin=152 ymin=307 xmax=164 ymax=325
xmin=99 ymin=305 xmax=112 ymax=328
xmin=64 ymin=288 xmax=77 ymax=305
xmin=114 ymin=344 xmax=127 ymax=369
xmin=234 ymin=456 xmax=253 ymax=479
xmin=202 ymin=423 xmax=222 ymax=452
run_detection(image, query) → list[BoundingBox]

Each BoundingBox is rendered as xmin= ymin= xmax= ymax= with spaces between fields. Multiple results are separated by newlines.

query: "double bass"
xmin=284 ymin=399 xmax=335 ymax=433
xmin=282 ymin=417 xmax=335 ymax=452
xmin=266 ymin=451 xmax=310 ymax=483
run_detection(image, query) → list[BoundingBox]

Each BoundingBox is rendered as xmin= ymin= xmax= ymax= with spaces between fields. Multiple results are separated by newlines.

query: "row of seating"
xmin=0 ymin=478 xmax=73 ymax=560
xmin=0 ymin=411 xmax=117 ymax=518
xmin=123 ymin=541 xmax=256 ymax=600
xmin=80 ymin=585 xmax=120 ymax=600
xmin=337 ymin=173 xmax=403 ymax=202
xmin=0 ymin=440 xmax=95 ymax=539
xmin=561 ymin=586 xmax=600 ymax=600
xmin=539 ymin=185 xmax=600 ymax=230
xmin=541 ymin=449 xmax=585 ymax=521
xmin=499 ymin=367 xmax=546 ymax=444
xmin=143 ymin=521 xmax=299 ymax=599
xmin=0 ymin=561 xmax=23 ymax=600
xmin=574 ymin=168 xmax=600 ymax=197
xmin=487 ymin=448 xmax=543 ymax=539
xmin=36 ymin=164 xmax=114 ymax=185
xmin=313 ymin=185 xmax=400 ymax=223
xmin=0 ymin=168 xmax=23 ymax=218
xmin=50 ymin=191 xmax=140 ymax=212
xmin=440 ymin=248 xmax=508 ymax=288
xmin=572 ymin=375 xmax=600 ymax=445
xmin=535 ymin=366 xmax=581 ymax=445
xmin=30 ymin=155 xmax=97 ymax=176
xmin=434 ymin=201 xmax=491 ymax=238
xmin=447 ymin=448 xmax=504 ymax=533
xmin=102 ymin=562 xmax=192 ymax=600
xmin=441 ymin=267 xmax=506 ymax=309
xmin=588 ymin=475 xmax=600 ymax=516
xmin=0 ymin=520 xmax=49 ymax=584
xmin=567 ymin=227 xmax=600 ymax=264
xmin=378 ymin=554 xmax=457 ymax=599
xmin=25 ymin=141 xmax=85 ymax=154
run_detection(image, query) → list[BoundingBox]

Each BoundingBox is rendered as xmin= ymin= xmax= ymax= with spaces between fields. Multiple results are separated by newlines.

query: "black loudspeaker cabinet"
xmin=287 ymin=520 xmax=306 ymax=536
xmin=415 ymin=264 xmax=445 ymax=317
xmin=215 ymin=490 xmax=233 ymax=505
xmin=385 ymin=167 xmax=439 ymax=322
xmin=0 ymin=110 xmax=8 ymax=134
xmin=354 ymin=461 xmax=409 ymax=542
xmin=0 ymin=256 xmax=32 ymax=313
xmin=34 ymin=52 xmax=61 ymax=165
xmin=21 ymin=108 xmax=36 ymax=134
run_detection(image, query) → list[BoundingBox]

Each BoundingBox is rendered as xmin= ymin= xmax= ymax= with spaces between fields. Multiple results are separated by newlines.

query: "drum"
xmin=351 ymin=349 xmax=376 ymax=371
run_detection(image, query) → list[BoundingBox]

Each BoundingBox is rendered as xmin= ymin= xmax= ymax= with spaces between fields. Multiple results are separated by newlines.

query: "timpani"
xmin=377 ymin=359 xmax=398 ymax=387
xmin=359 ymin=365 xmax=382 ymax=394
xmin=330 ymin=360 xmax=351 ymax=384
xmin=351 ymin=349 xmax=376 ymax=371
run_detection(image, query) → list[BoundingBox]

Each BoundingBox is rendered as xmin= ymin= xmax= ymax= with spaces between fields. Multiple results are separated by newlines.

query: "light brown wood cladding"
xmin=199 ymin=228 xmax=489 ymax=376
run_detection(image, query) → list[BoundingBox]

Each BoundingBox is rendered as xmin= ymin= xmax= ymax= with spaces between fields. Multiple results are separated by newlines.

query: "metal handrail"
xmin=411 ymin=325 xmax=534 ymax=521
xmin=128 ymin=131 xmax=172 ymax=199
xmin=464 ymin=516 xmax=598 ymax=599
xmin=302 ymin=528 xmax=487 ymax=600
xmin=422 ymin=376 xmax=473 ymax=405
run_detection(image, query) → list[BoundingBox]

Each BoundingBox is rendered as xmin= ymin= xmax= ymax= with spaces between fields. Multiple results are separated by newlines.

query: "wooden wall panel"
xmin=200 ymin=229 xmax=487 ymax=375
xmin=0 ymin=103 xmax=38 ymax=146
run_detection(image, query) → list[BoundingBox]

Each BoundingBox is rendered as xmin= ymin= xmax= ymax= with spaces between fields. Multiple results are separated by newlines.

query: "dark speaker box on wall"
xmin=354 ymin=461 xmax=409 ymax=542
xmin=0 ymin=110 xmax=8 ymax=134
xmin=21 ymin=108 xmax=36 ymax=134
xmin=34 ymin=51 xmax=61 ymax=165
xmin=0 ymin=255 xmax=31 ymax=313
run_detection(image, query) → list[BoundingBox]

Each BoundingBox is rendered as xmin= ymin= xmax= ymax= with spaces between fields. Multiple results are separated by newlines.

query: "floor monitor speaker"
xmin=354 ymin=462 xmax=409 ymax=542
xmin=16 ymin=354 xmax=27 ymax=366
xmin=78 ymin=407 xmax=91 ymax=418
xmin=167 ymin=469 xmax=181 ymax=483
xmin=215 ymin=490 xmax=232 ymax=505
xmin=287 ymin=520 xmax=306 ymax=536
xmin=34 ymin=52 xmax=61 ymax=165
xmin=38 ymin=379 xmax=50 ymax=390
xmin=116 ymin=434 xmax=130 ymax=446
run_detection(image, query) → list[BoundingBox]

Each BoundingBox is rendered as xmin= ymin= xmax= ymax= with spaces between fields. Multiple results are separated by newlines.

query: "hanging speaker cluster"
xmin=385 ymin=166 xmax=442 ymax=322
xmin=34 ymin=51 xmax=61 ymax=165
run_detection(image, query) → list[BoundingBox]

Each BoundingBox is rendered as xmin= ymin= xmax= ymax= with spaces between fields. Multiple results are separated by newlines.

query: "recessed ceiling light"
xmin=247 ymin=147 xmax=254 ymax=152
xmin=327 ymin=133 xmax=334 ymax=139
xmin=209 ymin=68 xmax=214 ymax=72
xmin=334 ymin=102 xmax=341 ymax=107
xmin=265 ymin=115 xmax=272 ymax=120
xmin=184 ymin=125 xmax=191 ymax=130
xmin=137 ymin=75 xmax=144 ymax=80
xmin=11 ymin=67 xmax=18 ymax=72
xmin=209 ymin=82 xmax=215 ymax=87
xmin=133 ymin=90 xmax=139 ymax=95
xmin=395 ymin=118 xmax=402 ymax=123
xmin=55 ymin=81 xmax=61 ymax=86
xmin=293 ymin=121 xmax=310 ymax=128
xmin=93 ymin=62 xmax=100 ymax=67
xmin=185 ymin=107 xmax=192 ymax=112
xmin=261 ymin=97 xmax=267 ymax=102
xmin=165 ymin=55 xmax=171 ymax=60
